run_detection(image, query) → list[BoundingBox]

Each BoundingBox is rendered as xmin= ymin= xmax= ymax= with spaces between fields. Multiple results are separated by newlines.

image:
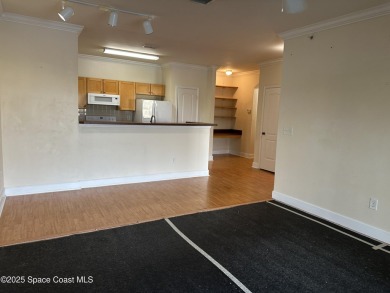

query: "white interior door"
xmin=259 ymin=87 xmax=280 ymax=172
xmin=177 ymin=87 xmax=199 ymax=123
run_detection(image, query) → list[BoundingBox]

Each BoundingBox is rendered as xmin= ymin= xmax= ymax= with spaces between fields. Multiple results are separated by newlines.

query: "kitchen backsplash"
xmin=79 ymin=104 xmax=133 ymax=121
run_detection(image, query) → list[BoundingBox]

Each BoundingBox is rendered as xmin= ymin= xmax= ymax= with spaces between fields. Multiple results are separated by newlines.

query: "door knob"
xmin=262 ymin=132 xmax=266 ymax=135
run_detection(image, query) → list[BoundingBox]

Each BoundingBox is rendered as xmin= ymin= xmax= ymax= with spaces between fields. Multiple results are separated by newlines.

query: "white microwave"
xmin=88 ymin=93 xmax=120 ymax=106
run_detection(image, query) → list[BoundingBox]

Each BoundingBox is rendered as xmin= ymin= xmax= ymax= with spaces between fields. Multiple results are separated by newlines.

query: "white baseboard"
xmin=252 ymin=162 xmax=260 ymax=169
xmin=209 ymin=155 xmax=214 ymax=161
xmin=4 ymin=171 xmax=209 ymax=197
xmin=80 ymin=170 xmax=209 ymax=189
xmin=5 ymin=182 xmax=82 ymax=196
xmin=272 ymin=191 xmax=390 ymax=244
xmin=0 ymin=190 xmax=6 ymax=217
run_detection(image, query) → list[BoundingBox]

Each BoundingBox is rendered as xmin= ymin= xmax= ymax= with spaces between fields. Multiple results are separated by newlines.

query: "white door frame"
xmin=176 ymin=86 xmax=199 ymax=123
xmin=258 ymin=86 xmax=281 ymax=172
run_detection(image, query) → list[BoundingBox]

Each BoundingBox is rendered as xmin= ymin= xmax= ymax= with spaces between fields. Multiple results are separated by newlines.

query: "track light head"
xmin=143 ymin=19 xmax=153 ymax=35
xmin=283 ymin=0 xmax=307 ymax=14
xmin=108 ymin=11 xmax=118 ymax=27
xmin=58 ymin=6 xmax=74 ymax=21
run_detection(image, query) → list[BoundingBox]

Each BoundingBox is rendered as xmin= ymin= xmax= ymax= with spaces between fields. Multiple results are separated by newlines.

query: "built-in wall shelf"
xmin=215 ymin=116 xmax=236 ymax=119
xmin=215 ymin=97 xmax=238 ymax=100
xmin=215 ymin=106 xmax=237 ymax=109
xmin=214 ymin=85 xmax=238 ymax=129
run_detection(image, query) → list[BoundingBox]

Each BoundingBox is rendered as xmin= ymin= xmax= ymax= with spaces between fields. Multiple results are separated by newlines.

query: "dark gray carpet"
xmin=1 ymin=201 xmax=389 ymax=292
xmin=0 ymin=220 xmax=241 ymax=293
xmin=170 ymin=201 xmax=390 ymax=292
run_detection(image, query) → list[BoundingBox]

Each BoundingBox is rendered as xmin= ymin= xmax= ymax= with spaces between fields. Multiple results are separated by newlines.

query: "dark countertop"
xmin=213 ymin=129 xmax=242 ymax=138
xmin=79 ymin=120 xmax=216 ymax=127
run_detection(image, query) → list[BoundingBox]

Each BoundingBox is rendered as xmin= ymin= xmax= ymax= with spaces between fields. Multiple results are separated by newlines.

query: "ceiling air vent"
xmin=190 ymin=0 xmax=214 ymax=4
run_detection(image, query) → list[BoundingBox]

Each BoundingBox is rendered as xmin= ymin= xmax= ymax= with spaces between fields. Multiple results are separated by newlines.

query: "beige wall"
xmin=215 ymin=70 xmax=260 ymax=158
xmin=253 ymin=60 xmax=283 ymax=167
xmin=0 ymin=18 xmax=80 ymax=188
xmin=0 ymin=16 xmax=212 ymax=195
xmin=163 ymin=64 xmax=216 ymax=159
xmin=163 ymin=63 xmax=216 ymax=123
xmin=78 ymin=55 xmax=163 ymax=84
xmin=275 ymin=15 xmax=390 ymax=233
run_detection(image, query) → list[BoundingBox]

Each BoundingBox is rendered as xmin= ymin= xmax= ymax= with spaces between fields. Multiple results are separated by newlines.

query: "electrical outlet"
xmin=369 ymin=198 xmax=378 ymax=210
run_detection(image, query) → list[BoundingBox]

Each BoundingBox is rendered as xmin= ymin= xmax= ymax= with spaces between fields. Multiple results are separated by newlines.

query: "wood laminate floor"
xmin=0 ymin=155 xmax=274 ymax=247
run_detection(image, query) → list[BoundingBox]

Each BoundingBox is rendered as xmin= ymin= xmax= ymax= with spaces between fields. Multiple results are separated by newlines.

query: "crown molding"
xmin=78 ymin=54 xmax=162 ymax=68
xmin=280 ymin=3 xmax=390 ymax=40
xmin=259 ymin=58 xmax=283 ymax=68
xmin=0 ymin=12 xmax=83 ymax=35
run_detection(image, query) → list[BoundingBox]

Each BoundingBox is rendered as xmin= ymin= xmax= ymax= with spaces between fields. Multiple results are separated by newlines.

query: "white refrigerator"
xmin=134 ymin=99 xmax=173 ymax=123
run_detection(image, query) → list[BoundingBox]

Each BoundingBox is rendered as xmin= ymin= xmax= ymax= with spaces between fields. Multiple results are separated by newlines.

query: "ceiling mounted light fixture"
xmin=104 ymin=48 xmax=159 ymax=61
xmin=143 ymin=19 xmax=154 ymax=35
xmin=108 ymin=11 xmax=118 ymax=27
xmin=58 ymin=0 xmax=155 ymax=32
xmin=225 ymin=70 xmax=233 ymax=76
xmin=58 ymin=6 xmax=74 ymax=21
xmin=282 ymin=0 xmax=307 ymax=14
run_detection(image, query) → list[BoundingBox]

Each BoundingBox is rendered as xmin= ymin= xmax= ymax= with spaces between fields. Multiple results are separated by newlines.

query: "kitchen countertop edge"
xmin=79 ymin=121 xmax=216 ymax=127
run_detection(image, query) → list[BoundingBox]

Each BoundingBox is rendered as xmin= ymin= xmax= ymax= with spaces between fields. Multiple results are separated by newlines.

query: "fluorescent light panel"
xmin=104 ymin=48 xmax=159 ymax=61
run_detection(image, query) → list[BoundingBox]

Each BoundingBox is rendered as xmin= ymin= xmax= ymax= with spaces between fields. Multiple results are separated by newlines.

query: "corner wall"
xmin=275 ymin=15 xmax=390 ymax=241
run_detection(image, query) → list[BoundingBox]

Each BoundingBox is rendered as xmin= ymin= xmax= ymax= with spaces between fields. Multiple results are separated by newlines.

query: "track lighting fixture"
xmin=104 ymin=48 xmax=159 ymax=61
xmin=58 ymin=6 xmax=74 ymax=21
xmin=58 ymin=0 xmax=155 ymax=33
xmin=143 ymin=19 xmax=154 ymax=35
xmin=108 ymin=11 xmax=118 ymax=27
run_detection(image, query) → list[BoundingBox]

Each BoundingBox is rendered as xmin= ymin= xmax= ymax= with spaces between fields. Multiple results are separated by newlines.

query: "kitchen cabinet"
xmin=135 ymin=83 xmax=165 ymax=96
xmin=78 ymin=77 xmax=87 ymax=108
xmin=119 ymin=81 xmax=136 ymax=111
xmin=87 ymin=78 xmax=119 ymax=94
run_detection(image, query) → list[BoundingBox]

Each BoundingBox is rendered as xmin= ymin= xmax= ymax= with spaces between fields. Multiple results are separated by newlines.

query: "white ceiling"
xmin=1 ymin=0 xmax=390 ymax=73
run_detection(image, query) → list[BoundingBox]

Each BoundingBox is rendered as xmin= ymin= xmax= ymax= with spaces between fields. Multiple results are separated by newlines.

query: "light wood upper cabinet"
xmin=135 ymin=83 xmax=151 ymax=95
xmin=78 ymin=77 xmax=87 ymax=108
xmin=135 ymin=83 xmax=165 ymax=96
xmin=103 ymin=79 xmax=119 ymax=94
xmin=151 ymin=84 xmax=165 ymax=96
xmin=87 ymin=78 xmax=119 ymax=94
xmin=119 ymin=81 xmax=135 ymax=111
xmin=87 ymin=78 xmax=103 ymax=94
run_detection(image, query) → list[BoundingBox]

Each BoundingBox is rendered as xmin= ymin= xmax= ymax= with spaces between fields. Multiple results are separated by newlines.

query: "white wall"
xmin=79 ymin=125 xmax=210 ymax=183
xmin=0 ymin=17 xmax=81 ymax=189
xmin=0 ymin=87 xmax=5 ymax=213
xmin=274 ymin=15 xmax=390 ymax=238
xmin=0 ymin=16 xmax=212 ymax=196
